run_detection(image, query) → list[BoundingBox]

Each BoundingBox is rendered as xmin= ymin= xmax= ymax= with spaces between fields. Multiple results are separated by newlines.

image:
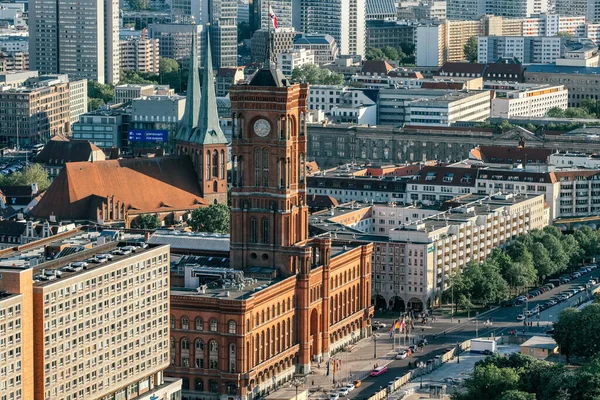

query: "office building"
xmin=206 ymin=5 xmax=238 ymax=68
xmin=148 ymin=23 xmax=203 ymax=66
xmin=491 ymin=85 xmax=568 ymax=119
xmin=0 ymin=232 xmax=182 ymax=400
xmin=366 ymin=20 xmax=416 ymax=50
xmin=68 ymin=79 xmax=88 ymax=125
xmin=478 ymin=36 xmax=566 ymax=64
xmin=130 ymin=95 xmax=186 ymax=147
xmin=589 ymin=0 xmax=600 ymax=23
xmin=447 ymin=0 xmax=548 ymax=19
xmin=556 ymin=0 xmax=588 ymax=16
xmin=300 ymin=0 xmax=366 ymax=57
xmin=277 ymin=48 xmax=314 ymax=76
xmin=72 ymin=108 xmax=126 ymax=149
xmin=29 ymin=0 xmax=120 ymax=84
xmin=293 ymin=33 xmax=339 ymax=66
xmin=446 ymin=0 xmax=485 ymax=19
xmin=251 ymin=28 xmax=296 ymax=63
xmin=406 ymin=90 xmax=491 ymax=126
xmin=120 ymin=38 xmax=161 ymax=75
xmin=114 ymin=84 xmax=174 ymax=104
xmin=525 ymin=64 xmax=600 ymax=107
xmin=414 ymin=1 xmax=447 ymax=20
xmin=378 ymin=88 xmax=456 ymax=125
xmin=415 ymin=20 xmax=479 ymax=66
xmin=238 ymin=0 xmax=250 ymax=24
xmin=366 ymin=0 xmax=397 ymax=20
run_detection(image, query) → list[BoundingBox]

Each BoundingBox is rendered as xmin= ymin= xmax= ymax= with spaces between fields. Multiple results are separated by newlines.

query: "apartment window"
xmin=228 ymin=320 xmax=237 ymax=334
xmin=181 ymin=317 xmax=189 ymax=330
xmin=195 ymin=318 xmax=203 ymax=331
xmin=210 ymin=318 xmax=218 ymax=332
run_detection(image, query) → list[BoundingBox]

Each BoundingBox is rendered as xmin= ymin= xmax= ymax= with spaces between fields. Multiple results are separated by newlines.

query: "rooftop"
xmin=521 ymin=336 xmax=558 ymax=350
xmin=525 ymin=65 xmax=600 ymax=75
xmin=409 ymin=90 xmax=489 ymax=106
xmin=148 ymin=230 xmax=230 ymax=253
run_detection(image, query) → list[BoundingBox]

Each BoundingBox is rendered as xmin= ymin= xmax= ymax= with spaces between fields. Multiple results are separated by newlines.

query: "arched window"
xmin=195 ymin=340 xmax=204 ymax=368
xmin=250 ymin=217 xmax=258 ymax=243
xmin=181 ymin=338 xmax=189 ymax=350
xmin=212 ymin=150 xmax=218 ymax=178
xmin=213 ymin=181 xmax=218 ymax=192
xmin=232 ymin=156 xmax=239 ymax=187
xmin=229 ymin=343 xmax=236 ymax=373
xmin=373 ymin=147 xmax=379 ymax=159
xmin=300 ymin=112 xmax=305 ymax=136
xmin=286 ymin=157 xmax=291 ymax=188
xmin=209 ymin=340 xmax=219 ymax=369
xmin=195 ymin=379 xmax=204 ymax=391
xmin=170 ymin=316 xmax=175 ymax=329
xmin=206 ymin=151 xmax=211 ymax=179
xmin=209 ymin=380 xmax=219 ymax=393
xmin=299 ymin=153 xmax=305 ymax=183
xmin=220 ymin=150 xmax=225 ymax=179
xmin=181 ymin=317 xmax=189 ymax=330
xmin=228 ymin=320 xmax=237 ymax=334
xmin=262 ymin=217 xmax=269 ymax=244
xmin=254 ymin=148 xmax=261 ymax=187
xmin=262 ymin=148 xmax=269 ymax=186
xmin=195 ymin=317 xmax=203 ymax=331
xmin=361 ymin=148 xmax=367 ymax=159
xmin=210 ymin=318 xmax=218 ymax=332
xmin=384 ymin=147 xmax=390 ymax=160
xmin=170 ymin=337 xmax=175 ymax=366
xmin=278 ymin=159 xmax=284 ymax=188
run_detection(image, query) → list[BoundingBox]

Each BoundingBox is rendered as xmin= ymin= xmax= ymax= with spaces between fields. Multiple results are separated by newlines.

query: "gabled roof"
xmin=35 ymin=138 xmax=105 ymax=165
xmin=437 ymin=62 xmax=486 ymax=76
xmin=30 ymin=157 xmax=207 ymax=220
xmin=478 ymin=146 xmax=552 ymax=165
xmin=217 ymin=66 xmax=244 ymax=78
xmin=189 ymin=27 xmax=228 ymax=146
xmin=361 ymin=60 xmax=394 ymax=75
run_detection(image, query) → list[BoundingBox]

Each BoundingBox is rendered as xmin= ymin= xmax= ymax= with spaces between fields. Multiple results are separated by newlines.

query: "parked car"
xmin=338 ymin=388 xmax=349 ymax=397
xmin=589 ymin=279 xmax=597 ymax=285
xmin=517 ymin=314 xmax=525 ymax=321
xmin=343 ymin=384 xmax=355 ymax=392
xmin=396 ymin=350 xmax=408 ymax=360
xmin=329 ymin=393 xmax=340 ymax=400
xmin=501 ymin=300 xmax=514 ymax=307
xmin=353 ymin=380 xmax=362 ymax=388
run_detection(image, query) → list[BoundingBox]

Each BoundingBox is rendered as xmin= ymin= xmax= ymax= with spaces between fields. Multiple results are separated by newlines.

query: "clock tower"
xmin=229 ymin=67 xmax=309 ymax=276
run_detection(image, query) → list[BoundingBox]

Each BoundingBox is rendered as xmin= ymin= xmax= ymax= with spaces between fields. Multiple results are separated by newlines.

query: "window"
xmin=210 ymin=318 xmax=218 ymax=332
xmin=229 ymin=343 xmax=236 ymax=373
xmin=181 ymin=338 xmax=189 ymax=351
xmin=263 ymin=148 xmax=269 ymax=186
xmin=209 ymin=380 xmax=219 ymax=393
xmin=195 ymin=340 xmax=204 ymax=368
xmin=220 ymin=150 xmax=225 ymax=179
xmin=181 ymin=317 xmax=189 ymax=330
xmin=212 ymin=150 xmax=219 ymax=178
xmin=206 ymin=151 xmax=211 ymax=179
xmin=254 ymin=148 xmax=261 ymax=186
xmin=228 ymin=320 xmax=237 ymax=334
xmin=170 ymin=316 xmax=175 ymax=329
xmin=195 ymin=318 xmax=203 ymax=331
xmin=209 ymin=340 xmax=218 ymax=369
xmin=262 ymin=218 xmax=269 ymax=244
xmin=250 ymin=218 xmax=258 ymax=243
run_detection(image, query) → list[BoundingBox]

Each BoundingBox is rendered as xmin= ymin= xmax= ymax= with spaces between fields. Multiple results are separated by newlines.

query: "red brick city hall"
xmin=167 ymin=64 xmax=374 ymax=399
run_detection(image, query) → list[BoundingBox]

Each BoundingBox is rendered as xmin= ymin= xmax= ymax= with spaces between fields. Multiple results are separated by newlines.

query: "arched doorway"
xmin=310 ymin=309 xmax=320 ymax=358
xmin=390 ymin=296 xmax=405 ymax=312
xmin=407 ymin=297 xmax=424 ymax=312
xmin=372 ymin=295 xmax=386 ymax=311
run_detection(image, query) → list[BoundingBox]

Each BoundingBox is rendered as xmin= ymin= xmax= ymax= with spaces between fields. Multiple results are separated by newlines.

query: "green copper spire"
xmin=189 ymin=25 xmax=228 ymax=145
xmin=176 ymin=25 xmax=201 ymax=140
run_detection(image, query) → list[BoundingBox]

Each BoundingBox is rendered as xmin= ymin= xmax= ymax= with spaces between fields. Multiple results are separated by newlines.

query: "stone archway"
xmin=310 ymin=308 xmax=320 ymax=358
xmin=390 ymin=296 xmax=405 ymax=312
xmin=372 ymin=295 xmax=386 ymax=311
xmin=407 ymin=297 xmax=424 ymax=312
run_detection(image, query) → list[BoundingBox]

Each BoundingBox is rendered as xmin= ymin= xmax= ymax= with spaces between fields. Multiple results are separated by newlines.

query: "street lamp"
xmin=417 ymin=361 xmax=426 ymax=389
xmin=372 ymin=333 xmax=379 ymax=359
xmin=291 ymin=377 xmax=305 ymax=400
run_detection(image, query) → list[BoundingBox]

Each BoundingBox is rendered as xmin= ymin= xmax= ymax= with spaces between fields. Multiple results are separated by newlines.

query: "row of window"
xmin=171 ymin=317 xmax=237 ymax=334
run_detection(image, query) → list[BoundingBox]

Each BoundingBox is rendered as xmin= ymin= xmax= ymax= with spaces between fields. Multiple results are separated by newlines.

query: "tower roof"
xmin=176 ymin=27 xmax=201 ymax=140
xmin=249 ymin=68 xmax=291 ymax=87
xmin=189 ymin=27 xmax=228 ymax=145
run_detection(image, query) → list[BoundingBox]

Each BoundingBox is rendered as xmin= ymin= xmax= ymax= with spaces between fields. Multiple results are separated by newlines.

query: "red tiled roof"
xmin=361 ymin=60 xmax=394 ymax=75
xmin=553 ymin=170 xmax=600 ymax=181
xmin=30 ymin=156 xmax=206 ymax=220
xmin=478 ymin=146 xmax=552 ymax=164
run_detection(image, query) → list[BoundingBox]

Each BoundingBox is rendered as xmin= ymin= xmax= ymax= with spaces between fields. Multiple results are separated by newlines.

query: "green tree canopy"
xmin=464 ymin=36 xmax=478 ymax=63
xmin=88 ymin=98 xmax=105 ymax=111
xmin=88 ymin=80 xmax=114 ymax=103
xmin=131 ymin=214 xmax=161 ymax=229
xmin=290 ymin=64 xmax=344 ymax=85
xmin=159 ymin=57 xmax=180 ymax=74
xmin=365 ymin=47 xmax=388 ymax=60
xmin=188 ymin=203 xmax=230 ymax=233
xmin=128 ymin=0 xmax=149 ymax=9
xmin=0 ymin=164 xmax=51 ymax=191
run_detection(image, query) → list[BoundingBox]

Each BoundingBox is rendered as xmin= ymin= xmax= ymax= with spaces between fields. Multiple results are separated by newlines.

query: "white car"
xmin=338 ymin=388 xmax=349 ymax=397
xmin=517 ymin=314 xmax=525 ymax=321
xmin=343 ymin=384 xmax=355 ymax=393
xmin=329 ymin=394 xmax=340 ymax=400
xmin=396 ymin=350 xmax=408 ymax=360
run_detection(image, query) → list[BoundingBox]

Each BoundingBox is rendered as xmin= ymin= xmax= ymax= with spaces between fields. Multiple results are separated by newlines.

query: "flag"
xmin=269 ymin=6 xmax=278 ymax=29
xmin=333 ymin=359 xmax=336 ymax=373
xmin=389 ymin=320 xmax=395 ymax=337
xmin=326 ymin=360 xmax=330 ymax=376
xmin=400 ymin=317 xmax=406 ymax=334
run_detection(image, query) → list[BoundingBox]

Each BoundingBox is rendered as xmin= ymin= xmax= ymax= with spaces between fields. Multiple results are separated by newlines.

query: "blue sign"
xmin=127 ymin=129 xmax=168 ymax=143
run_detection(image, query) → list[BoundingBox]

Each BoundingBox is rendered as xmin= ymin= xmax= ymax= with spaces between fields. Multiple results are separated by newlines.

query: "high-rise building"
xmin=249 ymin=0 xmax=293 ymax=33
xmin=478 ymin=36 xmax=570 ymax=64
xmin=293 ymin=33 xmax=340 ymax=65
xmin=204 ymin=0 xmax=238 ymax=68
xmin=120 ymin=38 xmax=161 ymax=74
xmin=0 ymin=232 xmax=182 ymax=400
xmin=588 ymin=0 xmax=600 ymax=23
xmin=447 ymin=0 xmax=549 ymax=19
xmin=148 ymin=23 xmax=204 ymax=66
xmin=555 ymin=0 xmax=588 ymax=16
xmin=29 ymin=0 xmax=120 ymax=84
xmin=301 ymin=0 xmax=366 ymax=57
xmin=365 ymin=0 xmax=397 ymax=20
xmin=251 ymin=28 xmax=297 ymax=63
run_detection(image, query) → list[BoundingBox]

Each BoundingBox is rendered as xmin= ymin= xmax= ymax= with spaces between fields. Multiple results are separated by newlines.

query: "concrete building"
xmin=68 ymin=79 xmax=88 ymax=125
xmin=555 ymin=39 xmax=599 ymax=66
xmin=148 ymin=23 xmax=203 ymax=66
xmin=215 ymin=66 xmax=245 ymax=96
xmin=447 ymin=0 xmax=548 ymax=19
xmin=414 ymin=0 xmax=447 ymax=20
xmin=477 ymin=36 xmax=586 ymax=64
xmin=0 ymin=232 xmax=182 ymax=400
xmin=366 ymin=0 xmax=397 ymax=20
xmin=0 ymin=51 xmax=28 ymax=72
xmin=0 ymin=34 xmax=28 ymax=53
xmin=277 ymin=48 xmax=314 ymax=76
xmin=521 ymin=336 xmax=559 ymax=359
xmin=524 ymin=64 xmax=600 ymax=107
xmin=251 ymin=28 xmax=297 ymax=64
xmin=366 ymin=20 xmax=416 ymax=50
xmin=446 ymin=0 xmax=485 ymax=19
xmin=114 ymin=84 xmax=174 ymax=104
xmin=72 ymin=108 xmax=127 ymax=148
xmin=300 ymin=0 xmax=366 ymax=57
xmin=405 ymin=90 xmax=491 ymax=126
xmin=556 ymin=0 xmax=588 ymax=16
xmin=29 ymin=0 xmax=120 ymax=84
xmin=415 ymin=20 xmax=480 ymax=66
xmin=293 ymin=33 xmax=339 ymax=66
xmin=120 ymin=37 xmax=160 ymax=75
xmin=130 ymin=95 xmax=186 ymax=148
xmin=491 ymin=85 xmax=568 ymax=118
xmin=238 ymin=0 xmax=250 ymax=23
xmin=0 ymin=74 xmax=72 ymax=145
xmin=328 ymin=89 xmax=377 ymax=125
xmin=0 ymin=70 xmax=39 ymax=87
xmin=378 ymin=88 xmax=455 ymax=125
xmin=589 ymin=0 xmax=600 ymax=23
xmin=549 ymin=152 xmax=600 ymax=169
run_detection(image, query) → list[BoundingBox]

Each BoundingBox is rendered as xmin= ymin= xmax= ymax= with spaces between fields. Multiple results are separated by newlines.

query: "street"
xmin=345 ymin=270 xmax=598 ymax=399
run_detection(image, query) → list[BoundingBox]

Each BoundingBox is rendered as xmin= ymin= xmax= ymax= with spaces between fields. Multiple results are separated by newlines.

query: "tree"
xmin=237 ymin=21 xmax=251 ymax=42
xmin=159 ymin=57 xmax=180 ymax=75
xmin=456 ymin=364 xmax=520 ymax=400
xmin=188 ymin=203 xmax=230 ymax=233
xmin=574 ymin=226 xmax=600 ymax=260
xmin=88 ymin=80 xmax=114 ymax=103
xmin=88 ymin=98 xmax=105 ymax=111
xmin=530 ymin=242 xmax=555 ymax=283
xmin=120 ymin=70 xmax=158 ymax=85
xmin=290 ymin=64 xmax=344 ymax=85
xmin=0 ymin=164 xmax=51 ymax=191
xmin=546 ymin=107 xmax=566 ymax=118
xmin=365 ymin=47 xmax=388 ymax=61
xmin=131 ymin=214 xmax=161 ymax=229
xmin=464 ymin=36 xmax=478 ymax=63
xmin=497 ymin=391 xmax=536 ymax=400
xmin=128 ymin=0 xmax=149 ymax=9
xmin=382 ymin=46 xmax=402 ymax=61
xmin=553 ymin=307 xmax=581 ymax=363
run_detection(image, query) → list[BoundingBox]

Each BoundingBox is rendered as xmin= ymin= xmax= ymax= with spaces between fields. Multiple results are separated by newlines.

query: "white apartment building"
xmin=120 ymin=38 xmax=161 ymax=75
xmin=446 ymin=0 xmax=485 ymax=19
xmin=447 ymin=0 xmax=548 ymax=19
xmin=68 ymin=79 xmax=88 ymax=125
xmin=491 ymin=85 xmax=568 ymax=119
xmin=293 ymin=33 xmax=339 ymax=66
xmin=378 ymin=88 xmax=455 ymax=125
xmin=373 ymin=193 xmax=548 ymax=310
xmin=406 ymin=90 xmax=491 ymax=127
xmin=522 ymin=14 xmax=587 ymax=37
xmin=550 ymin=152 xmax=600 ymax=169
xmin=415 ymin=23 xmax=446 ymax=66
xmin=555 ymin=170 xmax=600 ymax=218
xmin=478 ymin=36 xmax=564 ymax=64
xmin=300 ymin=0 xmax=366 ymax=57
xmin=277 ymin=48 xmax=314 ymax=76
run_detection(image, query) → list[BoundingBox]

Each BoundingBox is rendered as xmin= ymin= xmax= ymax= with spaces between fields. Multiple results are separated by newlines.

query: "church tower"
xmin=229 ymin=64 xmax=310 ymax=276
xmin=176 ymin=25 xmax=229 ymax=205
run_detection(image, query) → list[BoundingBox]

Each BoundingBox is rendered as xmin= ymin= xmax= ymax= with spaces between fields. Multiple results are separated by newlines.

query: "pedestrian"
xmin=312 ymin=380 xmax=315 ymax=386
xmin=458 ymin=319 xmax=460 ymax=324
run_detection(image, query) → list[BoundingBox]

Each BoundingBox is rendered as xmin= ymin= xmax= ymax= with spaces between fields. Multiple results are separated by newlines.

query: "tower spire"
xmin=176 ymin=25 xmax=201 ymax=140
xmin=189 ymin=24 xmax=228 ymax=145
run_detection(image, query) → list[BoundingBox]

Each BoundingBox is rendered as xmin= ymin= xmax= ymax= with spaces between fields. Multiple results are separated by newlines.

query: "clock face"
xmin=253 ymin=119 xmax=271 ymax=137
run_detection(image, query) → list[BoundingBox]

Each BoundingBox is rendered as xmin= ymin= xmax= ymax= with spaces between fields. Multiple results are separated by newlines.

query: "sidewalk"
xmin=309 ymin=334 xmax=397 ymax=392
